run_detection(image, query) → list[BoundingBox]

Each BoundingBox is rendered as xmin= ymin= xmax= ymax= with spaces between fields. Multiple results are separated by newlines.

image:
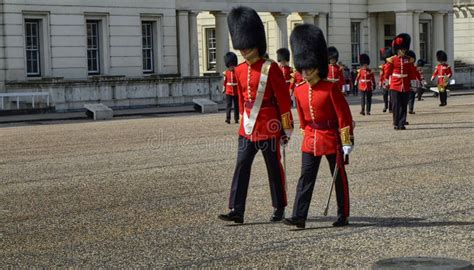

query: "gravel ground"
xmin=0 ymin=94 xmax=473 ymax=268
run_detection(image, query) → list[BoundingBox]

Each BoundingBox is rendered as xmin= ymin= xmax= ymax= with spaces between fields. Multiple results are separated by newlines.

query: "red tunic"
xmin=356 ymin=68 xmax=376 ymax=92
xmin=223 ymin=70 xmax=238 ymax=96
xmin=384 ymin=55 xmax=417 ymax=92
xmin=235 ymin=59 xmax=293 ymax=142
xmin=431 ymin=64 xmax=452 ymax=87
xmin=294 ymin=80 xmax=354 ymax=156
xmin=327 ymin=64 xmax=345 ymax=91
xmin=279 ymin=65 xmax=293 ymax=88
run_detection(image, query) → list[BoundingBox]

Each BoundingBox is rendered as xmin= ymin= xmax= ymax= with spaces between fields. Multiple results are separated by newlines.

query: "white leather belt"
xmin=392 ymin=73 xmax=408 ymax=78
xmin=328 ymin=78 xmax=340 ymax=82
xmin=360 ymin=80 xmax=372 ymax=82
xmin=285 ymin=80 xmax=291 ymax=83
xmin=226 ymin=83 xmax=238 ymax=86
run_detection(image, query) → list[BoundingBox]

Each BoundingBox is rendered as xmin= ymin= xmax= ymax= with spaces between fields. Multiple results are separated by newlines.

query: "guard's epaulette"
xmin=378 ymin=65 xmax=383 ymax=69
xmin=357 ymin=68 xmax=362 ymax=73
xmin=296 ymin=81 xmax=307 ymax=87
xmin=387 ymin=56 xmax=394 ymax=63
xmin=222 ymin=71 xmax=227 ymax=75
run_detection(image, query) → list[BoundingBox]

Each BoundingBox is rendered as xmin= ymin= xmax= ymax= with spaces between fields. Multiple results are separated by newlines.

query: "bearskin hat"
xmin=328 ymin=46 xmax=339 ymax=62
xmin=290 ymin=24 xmax=328 ymax=78
xmin=392 ymin=33 xmax=411 ymax=52
xmin=227 ymin=6 xmax=267 ymax=56
xmin=436 ymin=50 xmax=447 ymax=62
xmin=407 ymin=50 xmax=416 ymax=62
xmin=224 ymin=52 xmax=238 ymax=68
xmin=276 ymin=48 xmax=290 ymax=62
xmin=416 ymin=59 xmax=425 ymax=67
xmin=359 ymin=53 xmax=370 ymax=65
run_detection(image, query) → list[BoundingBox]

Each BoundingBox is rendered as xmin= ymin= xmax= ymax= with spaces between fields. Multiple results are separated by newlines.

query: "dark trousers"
xmin=416 ymin=87 xmax=424 ymax=101
xmin=382 ymin=88 xmax=392 ymax=111
xmin=229 ymin=136 xmax=287 ymax=214
xmin=391 ymin=90 xmax=410 ymax=128
xmin=360 ymin=91 xmax=372 ymax=113
xmin=352 ymin=84 xmax=358 ymax=96
xmin=292 ymin=152 xmax=350 ymax=220
xmin=439 ymin=90 xmax=448 ymax=105
xmin=408 ymin=91 xmax=416 ymax=112
xmin=225 ymin=94 xmax=239 ymax=122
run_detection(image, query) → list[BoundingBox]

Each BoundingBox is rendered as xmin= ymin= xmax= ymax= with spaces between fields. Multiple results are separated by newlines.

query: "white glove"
xmin=343 ymin=145 xmax=353 ymax=156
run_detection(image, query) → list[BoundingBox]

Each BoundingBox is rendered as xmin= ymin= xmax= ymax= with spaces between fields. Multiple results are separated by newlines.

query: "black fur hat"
xmin=224 ymin=52 xmax=238 ymax=68
xmin=416 ymin=59 xmax=425 ymax=67
xmin=227 ymin=6 xmax=267 ymax=56
xmin=328 ymin=46 xmax=339 ymax=62
xmin=407 ymin=50 xmax=416 ymax=62
xmin=436 ymin=50 xmax=447 ymax=62
xmin=290 ymin=24 xmax=328 ymax=78
xmin=276 ymin=48 xmax=290 ymax=62
xmin=359 ymin=53 xmax=370 ymax=65
xmin=392 ymin=33 xmax=411 ymax=52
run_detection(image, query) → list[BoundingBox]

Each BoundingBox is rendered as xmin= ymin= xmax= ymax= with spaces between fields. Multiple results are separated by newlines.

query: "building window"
xmin=351 ymin=22 xmax=361 ymax=64
xmin=25 ymin=19 xmax=41 ymax=77
xmin=420 ymin=22 xmax=429 ymax=63
xmin=142 ymin=21 xmax=154 ymax=73
xmin=205 ymin=28 xmax=216 ymax=71
xmin=87 ymin=20 xmax=100 ymax=75
xmin=384 ymin=24 xmax=396 ymax=47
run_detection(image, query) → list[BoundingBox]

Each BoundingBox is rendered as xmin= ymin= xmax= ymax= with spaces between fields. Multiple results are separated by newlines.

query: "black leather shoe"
xmin=218 ymin=210 xmax=244 ymax=224
xmin=225 ymin=119 xmax=230 ymax=124
xmin=394 ymin=126 xmax=399 ymax=130
xmin=367 ymin=112 xmax=371 ymax=115
xmin=409 ymin=111 xmax=415 ymax=114
xmin=383 ymin=108 xmax=387 ymax=113
xmin=332 ymin=216 xmax=349 ymax=227
xmin=405 ymin=121 xmax=409 ymax=125
xmin=283 ymin=217 xmax=306 ymax=229
xmin=270 ymin=208 xmax=285 ymax=222
xmin=360 ymin=111 xmax=365 ymax=115
xmin=234 ymin=119 xmax=239 ymax=124
xmin=400 ymin=126 xmax=406 ymax=130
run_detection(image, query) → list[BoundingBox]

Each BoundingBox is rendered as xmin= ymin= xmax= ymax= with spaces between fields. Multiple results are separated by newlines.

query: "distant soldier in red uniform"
xmin=379 ymin=47 xmax=393 ymax=113
xmin=277 ymin=48 xmax=295 ymax=106
xmin=431 ymin=50 xmax=452 ymax=107
xmin=355 ymin=54 xmax=375 ymax=115
xmin=327 ymin=46 xmax=345 ymax=92
xmin=384 ymin=33 xmax=418 ymax=130
xmin=218 ymin=6 xmax=294 ymax=224
xmin=416 ymin=59 xmax=426 ymax=101
xmin=222 ymin=52 xmax=239 ymax=124
xmin=283 ymin=24 xmax=354 ymax=229
xmin=406 ymin=50 xmax=421 ymax=114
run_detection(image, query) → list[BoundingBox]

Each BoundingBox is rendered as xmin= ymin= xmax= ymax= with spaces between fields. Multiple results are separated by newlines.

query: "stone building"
xmin=0 ymin=0 xmax=467 ymax=111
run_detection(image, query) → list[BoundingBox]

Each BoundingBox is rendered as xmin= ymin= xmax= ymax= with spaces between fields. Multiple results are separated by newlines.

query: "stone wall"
xmin=4 ymin=76 xmax=223 ymax=112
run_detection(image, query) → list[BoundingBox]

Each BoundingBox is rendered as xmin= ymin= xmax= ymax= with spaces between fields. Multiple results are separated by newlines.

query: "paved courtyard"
xmin=1 ymin=94 xmax=473 ymax=268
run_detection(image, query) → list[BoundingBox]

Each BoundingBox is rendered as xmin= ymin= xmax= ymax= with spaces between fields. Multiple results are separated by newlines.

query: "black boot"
xmin=283 ymin=217 xmax=306 ymax=229
xmin=270 ymin=208 xmax=285 ymax=222
xmin=218 ymin=210 xmax=244 ymax=224
xmin=332 ymin=216 xmax=349 ymax=227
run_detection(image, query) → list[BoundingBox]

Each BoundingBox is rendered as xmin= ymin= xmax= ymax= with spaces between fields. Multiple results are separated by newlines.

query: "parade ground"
xmin=1 ymin=94 xmax=473 ymax=268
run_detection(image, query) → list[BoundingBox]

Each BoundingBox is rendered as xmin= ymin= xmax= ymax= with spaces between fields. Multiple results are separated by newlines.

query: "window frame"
xmin=419 ymin=21 xmax=430 ymax=64
xmin=351 ymin=21 xmax=361 ymax=65
xmin=141 ymin=21 xmax=155 ymax=74
xmin=86 ymin=20 xmax=101 ymax=75
xmin=24 ymin=19 xmax=41 ymax=77
xmin=205 ymin=27 xmax=217 ymax=71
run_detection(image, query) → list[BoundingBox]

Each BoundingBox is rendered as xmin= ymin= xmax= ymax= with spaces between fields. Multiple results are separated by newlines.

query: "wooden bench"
xmin=0 ymin=92 xmax=50 ymax=110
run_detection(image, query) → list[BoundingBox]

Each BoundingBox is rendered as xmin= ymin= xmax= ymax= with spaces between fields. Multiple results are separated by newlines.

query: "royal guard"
xmin=406 ymin=50 xmax=421 ymax=114
xmin=416 ymin=59 xmax=426 ymax=101
xmin=327 ymin=46 xmax=345 ymax=92
xmin=384 ymin=33 xmax=418 ymax=130
xmin=379 ymin=47 xmax=393 ymax=113
xmin=223 ymin=52 xmax=239 ymax=124
xmin=218 ymin=6 xmax=294 ymax=224
xmin=277 ymin=48 xmax=295 ymax=106
xmin=355 ymin=54 xmax=375 ymax=115
xmin=431 ymin=50 xmax=452 ymax=106
xmin=283 ymin=24 xmax=354 ymax=229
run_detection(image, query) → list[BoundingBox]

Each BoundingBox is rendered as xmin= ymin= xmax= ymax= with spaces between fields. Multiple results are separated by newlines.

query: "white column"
xmin=211 ymin=11 xmax=230 ymax=74
xmin=299 ymin=12 xmax=316 ymax=24
xmin=432 ymin=12 xmax=445 ymax=66
xmin=368 ymin=13 xmax=378 ymax=66
xmin=272 ymin=12 xmax=289 ymax=49
xmin=377 ymin=13 xmax=385 ymax=52
xmin=413 ymin=11 xmax=421 ymax=61
xmin=188 ymin=11 xmax=200 ymax=76
xmin=316 ymin=13 xmax=327 ymax=37
xmin=444 ymin=11 xmax=454 ymax=76
xmin=395 ymin=11 xmax=414 ymax=38
xmin=177 ymin=10 xmax=190 ymax=77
